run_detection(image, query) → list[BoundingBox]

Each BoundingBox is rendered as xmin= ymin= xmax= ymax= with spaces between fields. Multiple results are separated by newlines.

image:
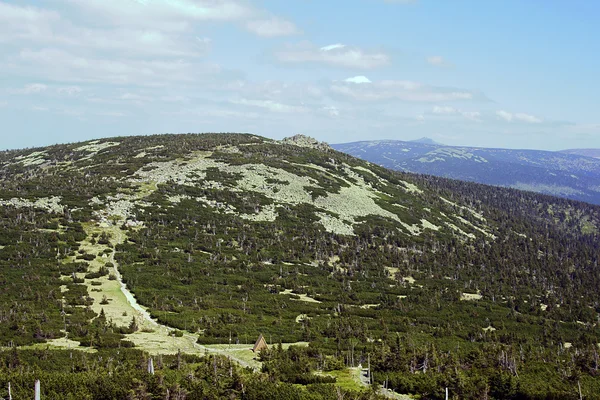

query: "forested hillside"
xmin=0 ymin=133 xmax=599 ymax=399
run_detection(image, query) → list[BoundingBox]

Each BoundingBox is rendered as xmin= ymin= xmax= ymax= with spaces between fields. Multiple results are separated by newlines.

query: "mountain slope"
xmin=561 ymin=148 xmax=600 ymax=159
xmin=333 ymin=140 xmax=600 ymax=205
xmin=1 ymin=133 xmax=600 ymax=398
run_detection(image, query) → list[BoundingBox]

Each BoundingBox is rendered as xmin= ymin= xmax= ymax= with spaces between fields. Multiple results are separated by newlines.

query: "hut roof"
xmin=252 ymin=334 xmax=268 ymax=353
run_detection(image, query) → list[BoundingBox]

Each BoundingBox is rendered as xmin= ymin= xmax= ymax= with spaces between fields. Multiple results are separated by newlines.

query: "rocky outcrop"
xmin=281 ymin=134 xmax=332 ymax=152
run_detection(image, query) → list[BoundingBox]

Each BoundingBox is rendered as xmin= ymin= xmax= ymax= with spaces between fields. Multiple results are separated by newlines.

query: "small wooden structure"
xmin=252 ymin=334 xmax=268 ymax=353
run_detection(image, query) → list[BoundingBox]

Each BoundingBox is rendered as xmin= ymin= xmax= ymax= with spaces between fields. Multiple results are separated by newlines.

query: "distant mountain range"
xmin=560 ymin=148 xmax=600 ymax=159
xmin=332 ymin=140 xmax=600 ymax=205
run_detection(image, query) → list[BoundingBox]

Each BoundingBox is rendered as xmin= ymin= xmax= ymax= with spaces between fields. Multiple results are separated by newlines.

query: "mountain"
xmin=409 ymin=137 xmax=444 ymax=145
xmin=561 ymin=148 xmax=600 ymax=159
xmin=333 ymin=140 xmax=600 ymax=205
xmin=1 ymin=133 xmax=600 ymax=399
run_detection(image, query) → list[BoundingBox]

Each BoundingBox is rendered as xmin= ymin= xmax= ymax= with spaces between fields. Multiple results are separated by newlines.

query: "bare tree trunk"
xmin=34 ymin=380 xmax=40 ymax=400
xmin=148 ymin=358 xmax=155 ymax=375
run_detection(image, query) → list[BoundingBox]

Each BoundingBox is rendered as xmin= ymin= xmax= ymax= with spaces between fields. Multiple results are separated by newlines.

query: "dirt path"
xmin=109 ymin=228 xmax=158 ymax=327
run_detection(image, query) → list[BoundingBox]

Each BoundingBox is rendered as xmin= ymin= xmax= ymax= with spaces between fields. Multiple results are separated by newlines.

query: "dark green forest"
xmin=0 ymin=133 xmax=599 ymax=399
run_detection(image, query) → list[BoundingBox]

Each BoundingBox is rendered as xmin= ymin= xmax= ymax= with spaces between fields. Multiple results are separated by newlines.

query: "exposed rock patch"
xmin=282 ymin=134 xmax=333 ymax=152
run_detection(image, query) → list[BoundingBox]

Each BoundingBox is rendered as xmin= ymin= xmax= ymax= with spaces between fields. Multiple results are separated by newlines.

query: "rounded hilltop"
xmin=281 ymin=134 xmax=332 ymax=152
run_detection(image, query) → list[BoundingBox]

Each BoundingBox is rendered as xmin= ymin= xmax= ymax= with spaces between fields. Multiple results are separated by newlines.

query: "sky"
xmin=0 ymin=0 xmax=598 ymax=151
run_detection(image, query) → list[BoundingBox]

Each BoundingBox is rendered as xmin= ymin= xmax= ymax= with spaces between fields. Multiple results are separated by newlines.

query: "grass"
xmin=280 ymin=289 xmax=322 ymax=303
xmin=21 ymin=337 xmax=97 ymax=353
xmin=319 ymin=368 xmax=366 ymax=392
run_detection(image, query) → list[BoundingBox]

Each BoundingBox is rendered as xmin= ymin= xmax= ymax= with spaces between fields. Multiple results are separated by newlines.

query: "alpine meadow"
xmin=0 ymin=133 xmax=599 ymax=399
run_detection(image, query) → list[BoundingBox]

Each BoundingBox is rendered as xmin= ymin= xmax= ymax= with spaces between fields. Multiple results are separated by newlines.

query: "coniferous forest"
xmin=0 ymin=133 xmax=599 ymax=399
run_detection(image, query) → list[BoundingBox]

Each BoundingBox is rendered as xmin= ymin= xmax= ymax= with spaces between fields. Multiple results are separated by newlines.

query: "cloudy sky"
xmin=1 ymin=0 xmax=598 ymax=151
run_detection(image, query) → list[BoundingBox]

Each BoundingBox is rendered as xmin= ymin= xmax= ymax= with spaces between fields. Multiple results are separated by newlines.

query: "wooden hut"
xmin=252 ymin=334 xmax=268 ymax=353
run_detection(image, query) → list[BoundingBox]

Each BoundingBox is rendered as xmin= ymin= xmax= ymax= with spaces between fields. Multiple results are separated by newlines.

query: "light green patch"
xmin=240 ymin=203 xmax=278 ymax=222
xmin=360 ymin=304 xmax=379 ymax=309
xmin=15 ymin=151 xmax=48 ymax=166
xmin=418 ymin=148 xmax=488 ymax=164
xmin=203 ymin=343 xmax=261 ymax=369
xmin=385 ymin=266 xmax=399 ymax=276
xmin=280 ymin=289 xmax=322 ymax=303
xmin=456 ymin=216 xmax=495 ymax=239
xmin=328 ymin=255 xmax=340 ymax=266
xmin=137 ymin=181 xmax=159 ymax=198
xmin=461 ymin=292 xmax=482 ymax=301
xmin=296 ymin=314 xmax=311 ymax=323
xmin=420 ymin=219 xmax=440 ymax=231
xmin=319 ymin=368 xmax=366 ymax=392
xmin=75 ymin=141 xmax=120 ymax=153
xmin=0 ymin=196 xmax=64 ymax=214
xmin=131 ymin=152 xmax=427 ymax=236
xmin=22 ymin=337 xmax=97 ymax=353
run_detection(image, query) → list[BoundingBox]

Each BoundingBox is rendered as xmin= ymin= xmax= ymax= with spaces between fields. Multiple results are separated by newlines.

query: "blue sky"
xmin=0 ymin=0 xmax=598 ymax=151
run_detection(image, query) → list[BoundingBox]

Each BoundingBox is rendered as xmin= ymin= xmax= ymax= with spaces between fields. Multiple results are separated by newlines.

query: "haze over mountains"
xmin=333 ymin=139 xmax=600 ymax=205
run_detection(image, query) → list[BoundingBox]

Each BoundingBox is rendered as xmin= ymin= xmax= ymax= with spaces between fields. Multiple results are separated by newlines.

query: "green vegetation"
xmin=0 ymin=133 xmax=599 ymax=398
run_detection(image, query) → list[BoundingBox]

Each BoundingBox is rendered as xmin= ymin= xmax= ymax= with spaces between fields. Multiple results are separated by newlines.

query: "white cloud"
xmin=7 ymin=48 xmax=223 ymax=86
xmin=170 ymin=106 xmax=261 ymax=120
xmin=330 ymin=80 xmax=479 ymax=102
xmin=245 ymin=16 xmax=300 ymax=37
xmin=322 ymin=106 xmax=340 ymax=117
xmin=345 ymin=76 xmax=372 ymax=84
xmin=24 ymin=83 xmax=48 ymax=94
xmin=120 ymin=92 xmax=153 ymax=103
xmin=496 ymin=110 xmax=542 ymax=123
xmin=514 ymin=112 xmax=542 ymax=123
xmin=65 ymin=0 xmax=297 ymax=39
xmin=432 ymin=106 xmax=457 ymax=115
xmin=231 ymin=98 xmax=307 ymax=113
xmin=58 ymin=86 xmax=83 ymax=96
xmin=321 ymin=44 xmax=346 ymax=52
xmin=432 ymin=106 xmax=480 ymax=121
xmin=219 ymin=80 xmax=325 ymax=104
xmin=161 ymin=95 xmax=189 ymax=103
xmin=11 ymin=83 xmax=49 ymax=95
xmin=426 ymin=55 xmax=452 ymax=67
xmin=96 ymin=111 xmax=127 ymax=117
xmin=65 ymin=0 xmax=254 ymax=24
xmin=0 ymin=2 xmax=61 ymax=43
xmin=496 ymin=110 xmax=513 ymax=122
xmin=275 ymin=42 xmax=390 ymax=69
xmin=461 ymin=111 xmax=481 ymax=121
xmin=0 ymin=2 xmax=211 ymax=58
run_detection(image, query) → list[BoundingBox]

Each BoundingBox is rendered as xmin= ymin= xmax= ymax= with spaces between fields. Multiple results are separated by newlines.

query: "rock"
xmin=281 ymin=135 xmax=332 ymax=152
